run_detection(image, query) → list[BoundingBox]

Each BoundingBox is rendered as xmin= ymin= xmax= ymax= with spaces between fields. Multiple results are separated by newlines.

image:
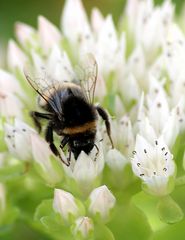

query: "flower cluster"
xmin=0 ymin=0 xmax=185 ymax=239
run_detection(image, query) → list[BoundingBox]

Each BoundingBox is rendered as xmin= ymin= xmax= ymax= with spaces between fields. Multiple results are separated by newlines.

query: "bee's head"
xmin=70 ymin=132 xmax=96 ymax=159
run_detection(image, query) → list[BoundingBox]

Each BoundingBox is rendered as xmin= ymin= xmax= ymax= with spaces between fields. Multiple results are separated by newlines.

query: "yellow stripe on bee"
xmin=63 ymin=121 xmax=96 ymax=135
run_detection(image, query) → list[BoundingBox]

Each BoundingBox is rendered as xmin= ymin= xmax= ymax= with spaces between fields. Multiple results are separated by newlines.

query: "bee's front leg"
xmin=60 ymin=136 xmax=69 ymax=150
xmin=45 ymin=124 xmax=70 ymax=166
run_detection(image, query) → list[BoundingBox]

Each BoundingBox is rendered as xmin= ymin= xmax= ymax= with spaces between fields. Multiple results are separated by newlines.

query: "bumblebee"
xmin=24 ymin=54 xmax=114 ymax=166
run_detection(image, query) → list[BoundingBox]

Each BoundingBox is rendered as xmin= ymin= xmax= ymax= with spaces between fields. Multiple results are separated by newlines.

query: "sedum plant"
xmin=1 ymin=0 xmax=185 ymax=239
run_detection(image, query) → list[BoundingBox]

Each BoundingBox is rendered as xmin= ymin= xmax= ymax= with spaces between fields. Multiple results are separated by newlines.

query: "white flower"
xmin=38 ymin=16 xmax=62 ymax=53
xmin=95 ymin=15 xmax=125 ymax=76
xmin=0 ymin=70 xmax=24 ymax=118
xmin=4 ymin=119 xmax=36 ymax=160
xmin=88 ymin=185 xmax=116 ymax=221
xmin=15 ymin=22 xmax=38 ymax=49
xmin=0 ymin=92 xmax=23 ymax=118
xmin=31 ymin=134 xmax=62 ymax=184
xmin=7 ymin=40 xmax=27 ymax=70
xmin=61 ymin=0 xmax=93 ymax=51
xmin=106 ymin=148 xmax=128 ymax=172
xmin=53 ymin=189 xmax=81 ymax=223
xmin=131 ymin=135 xmax=175 ymax=196
xmin=73 ymin=216 xmax=94 ymax=238
xmin=63 ymin=139 xmax=104 ymax=187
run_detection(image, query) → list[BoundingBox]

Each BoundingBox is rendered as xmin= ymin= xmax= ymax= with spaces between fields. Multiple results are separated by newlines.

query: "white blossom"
xmin=4 ymin=119 xmax=36 ymax=160
xmin=73 ymin=216 xmax=94 ymax=238
xmin=132 ymin=135 xmax=175 ymax=196
xmin=31 ymin=134 xmax=62 ymax=184
xmin=7 ymin=40 xmax=27 ymax=70
xmin=38 ymin=16 xmax=62 ymax=52
xmin=88 ymin=185 xmax=116 ymax=221
xmin=63 ymin=139 xmax=104 ymax=186
xmin=53 ymin=189 xmax=81 ymax=223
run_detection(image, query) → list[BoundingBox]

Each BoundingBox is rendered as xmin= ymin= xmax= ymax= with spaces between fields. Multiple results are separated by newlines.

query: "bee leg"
xmin=45 ymin=124 xmax=70 ymax=167
xmin=60 ymin=136 xmax=69 ymax=150
xmin=96 ymin=105 xmax=114 ymax=148
xmin=93 ymin=143 xmax=99 ymax=161
xmin=30 ymin=111 xmax=52 ymax=133
xmin=67 ymin=149 xmax=72 ymax=165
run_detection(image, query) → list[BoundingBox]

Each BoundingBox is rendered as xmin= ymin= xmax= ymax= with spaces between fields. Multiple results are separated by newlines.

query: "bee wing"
xmin=75 ymin=53 xmax=98 ymax=104
xmin=23 ymin=64 xmax=63 ymax=114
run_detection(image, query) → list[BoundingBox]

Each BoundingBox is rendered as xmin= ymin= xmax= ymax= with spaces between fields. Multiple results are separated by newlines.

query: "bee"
xmin=24 ymin=54 xmax=114 ymax=166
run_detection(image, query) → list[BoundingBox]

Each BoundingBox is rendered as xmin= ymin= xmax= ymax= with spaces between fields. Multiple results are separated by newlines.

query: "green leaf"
xmin=94 ymin=224 xmax=115 ymax=240
xmin=132 ymin=191 xmax=166 ymax=231
xmin=34 ymin=199 xmax=53 ymax=222
xmin=157 ymin=196 xmax=184 ymax=224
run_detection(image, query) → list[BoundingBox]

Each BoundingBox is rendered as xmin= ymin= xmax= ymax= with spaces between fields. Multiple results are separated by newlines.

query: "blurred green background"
xmin=0 ymin=0 xmax=184 ymax=45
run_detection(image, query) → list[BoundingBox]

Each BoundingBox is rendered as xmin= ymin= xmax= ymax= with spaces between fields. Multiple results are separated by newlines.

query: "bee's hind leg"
xmin=30 ymin=111 xmax=52 ymax=133
xmin=96 ymin=105 xmax=114 ymax=149
xmin=45 ymin=124 xmax=70 ymax=167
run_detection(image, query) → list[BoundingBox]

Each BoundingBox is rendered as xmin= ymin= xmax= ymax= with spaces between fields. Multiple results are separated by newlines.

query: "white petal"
xmin=7 ymin=40 xmax=27 ymax=70
xmin=106 ymin=149 xmax=128 ymax=171
xmin=47 ymin=45 xmax=75 ymax=82
xmin=73 ymin=217 xmax=94 ymax=238
xmin=89 ymin=185 xmax=116 ymax=220
xmin=38 ymin=16 xmax=62 ymax=52
xmin=0 ymin=69 xmax=23 ymax=94
xmin=91 ymin=8 xmax=104 ymax=34
xmin=61 ymin=0 xmax=91 ymax=44
xmin=53 ymin=189 xmax=79 ymax=222
xmin=0 ymin=92 xmax=23 ymax=118
xmin=15 ymin=22 xmax=37 ymax=48
xmin=73 ymin=151 xmax=96 ymax=184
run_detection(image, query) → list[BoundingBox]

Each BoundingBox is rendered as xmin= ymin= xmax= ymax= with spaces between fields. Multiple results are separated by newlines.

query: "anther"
xmin=163 ymin=167 xmax=167 ymax=172
xmin=140 ymin=173 xmax=145 ymax=177
xmin=132 ymin=150 xmax=137 ymax=155
xmin=144 ymin=149 xmax=147 ymax=154
xmin=161 ymin=147 xmax=165 ymax=151
xmin=137 ymin=163 xmax=141 ymax=167
xmin=165 ymin=152 xmax=168 ymax=156
xmin=155 ymin=140 xmax=158 ymax=145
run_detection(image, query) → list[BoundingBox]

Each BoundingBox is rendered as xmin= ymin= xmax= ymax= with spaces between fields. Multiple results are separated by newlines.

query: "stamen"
xmin=161 ymin=147 xmax=165 ymax=151
xmin=165 ymin=152 xmax=168 ymax=156
xmin=144 ymin=149 xmax=147 ymax=154
xmin=140 ymin=173 xmax=144 ymax=177
xmin=137 ymin=163 xmax=141 ymax=167
xmin=163 ymin=167 xmax=167 ymax=172
xmin=155 ymin=140 xmax=158 ymax=145
xmin=132 ymin=150 xmax=137 ymax=155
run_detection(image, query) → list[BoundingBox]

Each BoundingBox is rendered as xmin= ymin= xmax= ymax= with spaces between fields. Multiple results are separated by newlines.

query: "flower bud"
xmin=53 ymin=189 xmax=81 ymax=223
xmin=72 ymin=216 xmax=94 ymax=239
xmin=106 ymin=148 xmax=128 ymax=172
xmin=88 ymin=185 xmax=116 ymax=221
xmin=31 ymin=134 xmax=62 ymax=184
